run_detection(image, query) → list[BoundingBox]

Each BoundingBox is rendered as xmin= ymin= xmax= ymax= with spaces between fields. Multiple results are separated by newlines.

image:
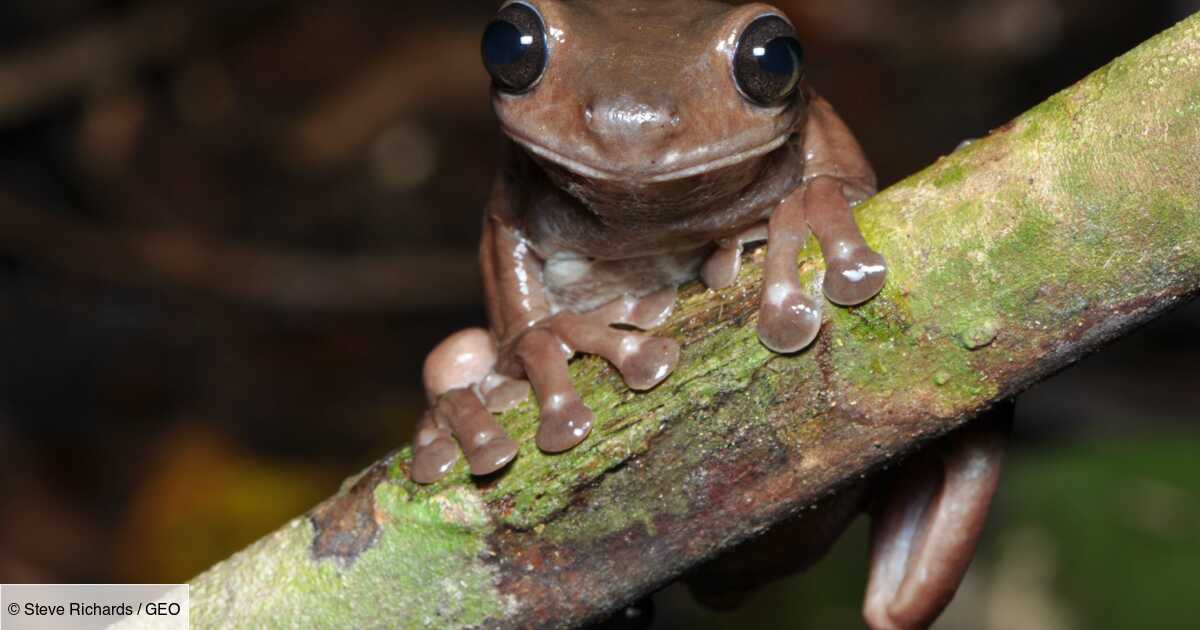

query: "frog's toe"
xmin=547 ymin=313 xmax=678 ymax=391
xmin=465 ymin=435 xmax=520 ymax=476
xmin=617 ymin=335 xmax=679 ymax=390
xmin=481 ymin=374 xmax=531 ymax=412
xmin=624 ymin=287 xmax=678 ymax=330
xmin=701 ymin=244 xmax=742 ymax=290
xmin=536 ymin=399 xmax=594 ymax=453
xmin=411 ymin=435 xmax=460 ymax=484
xmin=824 ymin=250 xmax=887 ymax=306
xmin=757 ymin=283 xmax=822 ymax=353
xmin=435 ymin=387 xmax=521 ymax=478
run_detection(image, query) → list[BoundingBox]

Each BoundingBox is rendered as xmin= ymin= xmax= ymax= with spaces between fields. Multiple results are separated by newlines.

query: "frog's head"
xmin=482 ymin=0 xmax=807 ymax=214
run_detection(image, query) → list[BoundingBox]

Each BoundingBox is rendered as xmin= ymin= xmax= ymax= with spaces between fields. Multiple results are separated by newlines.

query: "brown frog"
xmin=414 ymin=0 xmax=887 ymax=479
xmin=409 ymin=3 xmax=1006 ymax=628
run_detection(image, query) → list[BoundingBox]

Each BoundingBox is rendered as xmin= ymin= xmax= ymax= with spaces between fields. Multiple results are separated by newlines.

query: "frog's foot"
xmin=759 ymin=196 xmax=822 ymax=353
xmin=824 ymin=248 xmax=887 ymax=306
xmin=701 ymin=223 xmax=768 ymax=290
xmin=411 ymin=327 xmax=519 ymax=483
xmin=594 ymin=286 xmax=678 ymax=331
xmin=435 ymin=388 xmax=520 ymax=476
xmin=413 ymin=289 xmax=683 ymax=479
xmin=513 ymin=328 xmax=594 ymax=453
xmin=411 ymin=387 xmax=519 ymax=482
xmin=549 ymin=309 xmax=679 ymax=391
xmin=758 ymin=281 xmax=823 ymax=353
xmin=863 ymin=412 xmax=1009 ymax=630
xmin=479 ymin=372 xmax=531 ymax=413
xmin=514 ymin=290 xmax=682 ymax=452
xmin=804 ymin=176 xmax=888 ymax=306
xmin=410 ymin=410 xmax=460 ymax=484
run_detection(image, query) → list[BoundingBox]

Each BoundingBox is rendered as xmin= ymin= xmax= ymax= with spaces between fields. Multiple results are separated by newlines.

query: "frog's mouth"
xmin=515 ymin=132 xmax=802 ymax=224
xmin=506 ymin=132 xmax=791 ymax=184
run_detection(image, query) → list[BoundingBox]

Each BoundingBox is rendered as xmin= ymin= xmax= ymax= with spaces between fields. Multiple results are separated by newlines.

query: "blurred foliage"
xmin=649 ymin=435 xmax=1200 ymax=630
xmin=114 ymin=423 xmax=341 ymax=583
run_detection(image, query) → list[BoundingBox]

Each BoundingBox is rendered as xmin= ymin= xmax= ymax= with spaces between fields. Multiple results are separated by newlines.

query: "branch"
xmin=188 ymin=14 xmax=1200 ymax=628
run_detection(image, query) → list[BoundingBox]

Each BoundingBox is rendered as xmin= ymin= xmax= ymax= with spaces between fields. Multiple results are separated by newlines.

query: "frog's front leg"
xmin=806 ymin=176 xmax=888 ymax=306
xmin=802 ymin=93 xmax=888 ymax=307
xmin=546 ymin=302 xmax=681 ymax=392
xmin=699 ymin=197 xmax=850 ymax=354
xmin=480 ymin=212 xmax=602 ymax=454
xmin=757 ymin=189 xmax=824 ymax=352
xmin=410 ymin=204 xmax=546 ymax=483
xmin=411 ymin=212 xmax=681 ymax=482
xmin=752 ymin=102 xmax=888 ymax=351
xmin=756 ymin=176 xmax=885 ymax=356
xmin=505 ymin=297 xmax=680 ymax=453
xmin=705 ymin=184 xmax=872 ymax=353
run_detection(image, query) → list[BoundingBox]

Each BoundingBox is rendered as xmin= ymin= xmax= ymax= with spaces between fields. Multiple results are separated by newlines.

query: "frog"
xmin=407 ymin=2 xmax=1006 ymax=628
xmin=413 ymin=0 xmax=888 ymax=481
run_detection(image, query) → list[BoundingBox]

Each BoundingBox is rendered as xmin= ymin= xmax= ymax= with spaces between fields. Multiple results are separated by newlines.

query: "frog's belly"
xmin=543 ymin=247 xmax=709 ymax=314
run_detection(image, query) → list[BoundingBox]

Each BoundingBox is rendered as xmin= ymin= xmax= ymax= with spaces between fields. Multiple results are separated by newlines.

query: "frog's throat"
xmin=504 ymin=131 xmax=791 ymax=184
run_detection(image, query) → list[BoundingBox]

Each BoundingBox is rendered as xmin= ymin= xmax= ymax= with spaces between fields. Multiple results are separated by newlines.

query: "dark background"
xmin=0 ymin=1 xmax=1196 ymax=628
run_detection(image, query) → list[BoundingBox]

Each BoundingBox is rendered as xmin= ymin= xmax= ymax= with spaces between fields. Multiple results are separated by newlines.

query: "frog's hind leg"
xmin=412 ymin=328 xmax=519 ymax=483
xmin=805 ymin=176 xmax=887 ymax=306
xmin=862 ymin=405 xmax=1010 ymax=630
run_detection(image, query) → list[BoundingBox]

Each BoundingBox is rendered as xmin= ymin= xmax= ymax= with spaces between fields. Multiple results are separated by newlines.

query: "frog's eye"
xmin=733 ymin=15 xmax=805 ymax=107
xmin=482 ymin=3 xmax=548 ymax=94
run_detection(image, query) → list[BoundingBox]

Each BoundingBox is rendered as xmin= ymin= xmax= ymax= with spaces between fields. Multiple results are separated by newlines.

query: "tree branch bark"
xmin=188 ymin=13 xmax=1200 ymax=629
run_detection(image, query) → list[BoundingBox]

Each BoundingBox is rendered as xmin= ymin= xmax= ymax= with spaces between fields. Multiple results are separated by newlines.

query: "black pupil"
xmin=483 ymin=20 xmax=527 ymax=67
xmin=756 ymin=37 xmax=800 ymax=77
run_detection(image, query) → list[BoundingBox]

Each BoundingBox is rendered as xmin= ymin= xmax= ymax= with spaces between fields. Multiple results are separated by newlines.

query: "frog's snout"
xmin=584 ymin=93 xmax=681 ymax=144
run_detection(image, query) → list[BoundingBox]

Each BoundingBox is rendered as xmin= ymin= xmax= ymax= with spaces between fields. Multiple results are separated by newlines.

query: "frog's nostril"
xmin=585 ymin=94 xmax=679 ymax=140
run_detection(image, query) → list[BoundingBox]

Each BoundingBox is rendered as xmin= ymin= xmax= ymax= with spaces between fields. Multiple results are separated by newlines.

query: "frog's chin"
xmin=506 ymin=132 xmax=791 ymax=184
